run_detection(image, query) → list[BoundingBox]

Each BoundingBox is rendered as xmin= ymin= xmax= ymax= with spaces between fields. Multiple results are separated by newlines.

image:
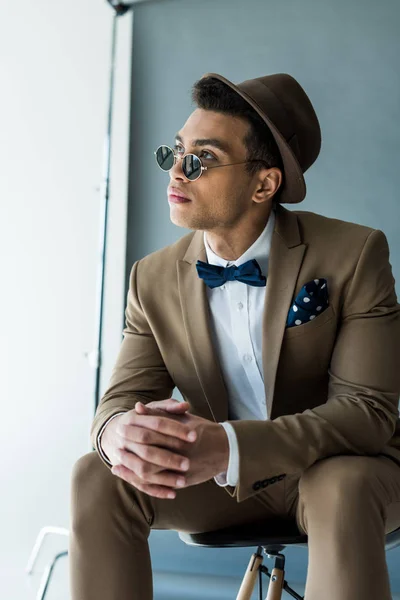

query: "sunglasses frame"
xmin=154 ymin=144 xmax=266 ymax=181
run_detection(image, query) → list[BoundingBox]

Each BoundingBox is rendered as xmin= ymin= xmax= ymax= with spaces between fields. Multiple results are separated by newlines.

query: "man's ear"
xmin=253 ymin=168 xmax=282 ymax=203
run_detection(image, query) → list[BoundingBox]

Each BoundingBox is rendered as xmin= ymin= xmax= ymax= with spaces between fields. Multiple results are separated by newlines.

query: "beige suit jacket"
xmin=90 ymin=203 xmax=400 ymax=503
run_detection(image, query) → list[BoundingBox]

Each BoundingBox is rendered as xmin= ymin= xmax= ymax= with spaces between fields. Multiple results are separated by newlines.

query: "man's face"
xmin=167 ymin=108 xmax=262 ymax=232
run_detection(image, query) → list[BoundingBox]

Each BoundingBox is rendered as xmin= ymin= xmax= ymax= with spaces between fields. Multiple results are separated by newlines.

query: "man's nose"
xmin=169 ymin=157 xmax=186 ymax=182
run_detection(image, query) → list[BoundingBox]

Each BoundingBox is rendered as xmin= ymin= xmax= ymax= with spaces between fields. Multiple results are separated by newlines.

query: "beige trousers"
xmin=69 ymin=451 xmax=400 ymax=600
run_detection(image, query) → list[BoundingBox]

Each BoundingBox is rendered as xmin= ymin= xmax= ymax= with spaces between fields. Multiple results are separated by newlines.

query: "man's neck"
xmin=205 ymin=209 xmax=272 ymax=261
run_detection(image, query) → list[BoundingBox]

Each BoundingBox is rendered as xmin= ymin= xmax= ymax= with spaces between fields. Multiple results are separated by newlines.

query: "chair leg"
xmin=236 ymin=546 xmax=264 ymax=600
xmin=265 ymin=566 xmax=284 ymax=600
xmin=260 ymin=556 xmax=304 ymax=600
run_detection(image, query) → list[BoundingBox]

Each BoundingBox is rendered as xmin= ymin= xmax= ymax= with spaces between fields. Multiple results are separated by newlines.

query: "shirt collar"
xmin=203 ymin=206 xmax=276 ymax=275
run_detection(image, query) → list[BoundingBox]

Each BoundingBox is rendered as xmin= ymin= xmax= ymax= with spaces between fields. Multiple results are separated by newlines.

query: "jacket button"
xmin=253 ymin=481 xmax=261 ymax=491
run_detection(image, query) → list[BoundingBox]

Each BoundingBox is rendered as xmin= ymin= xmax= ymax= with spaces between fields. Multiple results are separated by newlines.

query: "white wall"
xmin=0 ymin=0 xmax=132 ymax=589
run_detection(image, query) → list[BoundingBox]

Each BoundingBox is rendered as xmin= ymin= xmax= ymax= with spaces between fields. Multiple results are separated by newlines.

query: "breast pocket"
xmin=280 ymin=304 xmax=337 ymax=377
xmin=283 ymin=304 xmax=335 ymax=340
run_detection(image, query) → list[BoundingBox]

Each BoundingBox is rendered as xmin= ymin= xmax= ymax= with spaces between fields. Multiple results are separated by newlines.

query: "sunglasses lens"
xmin=182 ymin=154 xmax=202 ymax=181
xmin=155 ymin=146 xmax=174 ymax=171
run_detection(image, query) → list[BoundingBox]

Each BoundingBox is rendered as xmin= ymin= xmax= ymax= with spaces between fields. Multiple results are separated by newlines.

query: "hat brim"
xmin=200 ymin=72 xmax=306 ymax=204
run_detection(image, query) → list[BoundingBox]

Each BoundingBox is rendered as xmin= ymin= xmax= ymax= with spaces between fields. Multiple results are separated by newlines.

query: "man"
xmin=69 ymin=72 xmax=400 ymax=600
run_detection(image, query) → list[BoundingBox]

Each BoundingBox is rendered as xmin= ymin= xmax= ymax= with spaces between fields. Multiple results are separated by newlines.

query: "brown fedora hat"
xmin=200 ymin=72 xmax=321 ymax=204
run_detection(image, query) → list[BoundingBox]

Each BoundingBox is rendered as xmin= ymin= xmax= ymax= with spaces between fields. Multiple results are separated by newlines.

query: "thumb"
xmin=135 ymin=401 xmax=150 ymax=414
xmin=163 ymin=399 xmax=190 ymax=413
xmin=134 ymin=399 xmax=190 ymax=414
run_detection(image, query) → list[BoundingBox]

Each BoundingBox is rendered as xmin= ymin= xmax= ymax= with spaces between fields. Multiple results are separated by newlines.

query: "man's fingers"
xmin=113 ymin=453 xmax=187 ymax=490
xmin=119 ymin=423 xmax=188 ymax=454
xmin=122 ymin=442 xmax=189 ymax=473
xmin=111 ymin=465 xmax=178 ymax=499
xmin=129 ymin=413 xmax=197 ymax=442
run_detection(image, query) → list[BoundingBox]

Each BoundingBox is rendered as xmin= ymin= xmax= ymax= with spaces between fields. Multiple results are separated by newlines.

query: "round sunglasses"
xmin=154 ymin=145 xmax=265 ymax=182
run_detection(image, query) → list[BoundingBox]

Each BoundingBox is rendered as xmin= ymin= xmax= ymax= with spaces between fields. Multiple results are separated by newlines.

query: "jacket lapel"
xmin=262 ymin=205 xmax=307 ymax=417
xmin=176 ymin=203 xmax=307 ymax=422
xmin=177 ymin=239 xmax=229 ymax=423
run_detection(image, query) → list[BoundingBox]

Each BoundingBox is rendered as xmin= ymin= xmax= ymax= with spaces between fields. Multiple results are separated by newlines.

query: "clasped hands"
xmin=110 ymin=399 xmax=230 ymax=499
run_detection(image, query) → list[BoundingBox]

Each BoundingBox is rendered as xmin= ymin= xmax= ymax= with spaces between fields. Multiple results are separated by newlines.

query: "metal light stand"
xmin=25 ymin=3 xmax=134 ymax=598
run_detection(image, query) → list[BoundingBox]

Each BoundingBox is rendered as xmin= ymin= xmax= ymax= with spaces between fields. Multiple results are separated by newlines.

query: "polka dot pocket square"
xmin=286 ymin=278 xmax=329 ymax=328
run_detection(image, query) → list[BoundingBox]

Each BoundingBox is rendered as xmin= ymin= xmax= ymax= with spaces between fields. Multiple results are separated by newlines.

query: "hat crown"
xmin=200 ymin=72 xmax=322 ymax=204
xmin=238 ymin=73 xmax=321 ymax=173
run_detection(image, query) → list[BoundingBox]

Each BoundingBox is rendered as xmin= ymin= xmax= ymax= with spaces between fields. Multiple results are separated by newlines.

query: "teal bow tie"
xmin=196 ymin=259 xmax=266 ymax=289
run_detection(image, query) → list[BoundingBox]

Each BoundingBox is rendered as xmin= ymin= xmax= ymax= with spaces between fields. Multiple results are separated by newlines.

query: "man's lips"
xmin=168 ymin=188 xmax=191 ymax=202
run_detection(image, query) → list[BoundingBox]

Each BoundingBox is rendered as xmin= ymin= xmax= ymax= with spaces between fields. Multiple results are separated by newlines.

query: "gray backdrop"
xmin=125 ymin=0 xmax=400 ymax=596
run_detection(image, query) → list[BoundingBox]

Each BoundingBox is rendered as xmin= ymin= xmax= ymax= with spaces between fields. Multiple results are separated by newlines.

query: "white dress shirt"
xmin=97 ymin=207 xmax=276 ymax=489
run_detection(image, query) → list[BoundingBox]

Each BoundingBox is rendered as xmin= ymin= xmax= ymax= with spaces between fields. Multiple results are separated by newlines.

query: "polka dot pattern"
xmin=286 ymin=278 xmax=329 ymax=328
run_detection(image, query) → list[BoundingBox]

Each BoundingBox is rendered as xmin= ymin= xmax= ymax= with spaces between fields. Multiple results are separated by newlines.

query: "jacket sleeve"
xmin=90 ymin=260 xmax=176 ymax=469
xmin=228 ymin=229 xmax=400 ymax=502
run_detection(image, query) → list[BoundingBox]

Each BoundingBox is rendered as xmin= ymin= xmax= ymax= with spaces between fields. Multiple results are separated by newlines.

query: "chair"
xmin=179 ymin=518 xmax=400 ymax=600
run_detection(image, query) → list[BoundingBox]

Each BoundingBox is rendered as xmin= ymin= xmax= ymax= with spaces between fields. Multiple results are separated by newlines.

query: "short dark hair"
xmin=191 ymin=76 xmax=284 ymax=202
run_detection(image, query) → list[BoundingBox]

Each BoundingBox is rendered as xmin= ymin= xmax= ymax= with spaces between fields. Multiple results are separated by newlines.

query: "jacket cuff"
xmin=96 ymin=411 xmax=128 ymax=468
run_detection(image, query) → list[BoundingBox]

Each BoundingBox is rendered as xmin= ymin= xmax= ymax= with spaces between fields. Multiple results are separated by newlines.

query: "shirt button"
xmin=220 ymin=285 xmax=225 ymax=290
xmin=237 ymin=302 xmax=243 ymax=310
xmin=243 ymin=354 xmax=253 ymax=363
